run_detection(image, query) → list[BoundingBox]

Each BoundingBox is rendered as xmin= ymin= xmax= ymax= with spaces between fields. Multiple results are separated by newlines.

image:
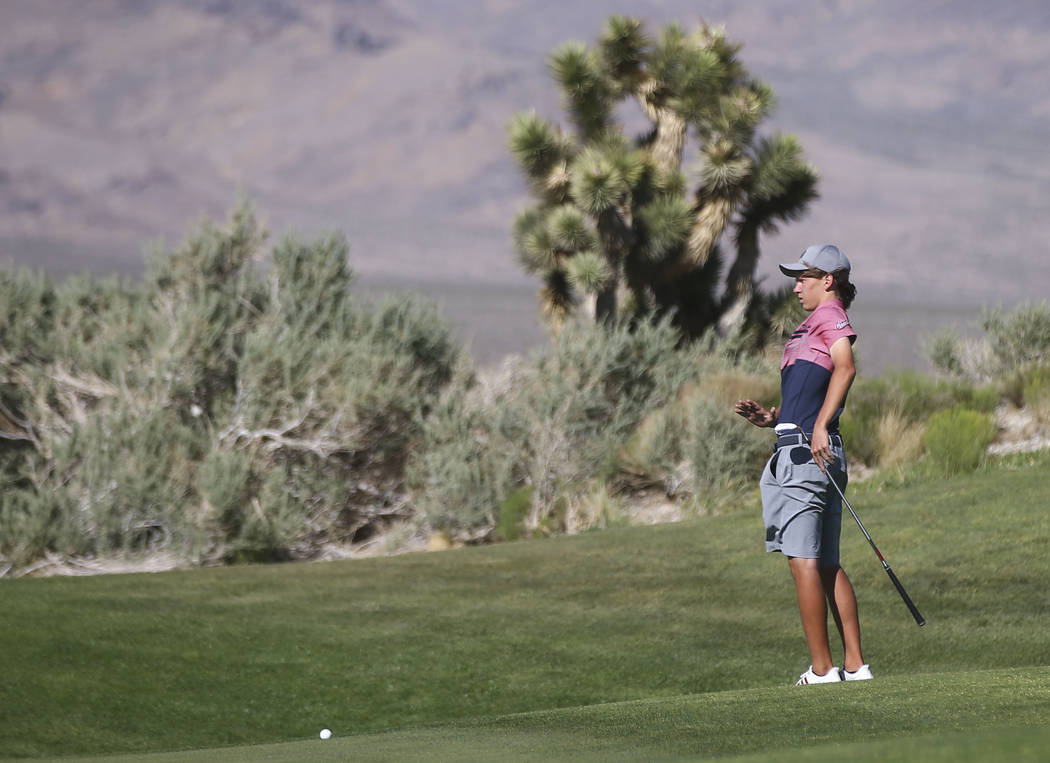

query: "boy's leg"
xmin=821 ymin=564 xmax=865 ymax=672
xmin=788 ymin=556 xmax=834 ymax=676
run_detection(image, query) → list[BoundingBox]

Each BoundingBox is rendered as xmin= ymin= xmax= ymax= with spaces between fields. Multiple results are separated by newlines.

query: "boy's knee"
xmin=787 ymin=555 xmax=819 ymax=579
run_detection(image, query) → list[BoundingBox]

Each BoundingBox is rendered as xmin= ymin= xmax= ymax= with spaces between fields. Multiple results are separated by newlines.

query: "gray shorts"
xmin=759 ymin=437 xmax=848 ymax=565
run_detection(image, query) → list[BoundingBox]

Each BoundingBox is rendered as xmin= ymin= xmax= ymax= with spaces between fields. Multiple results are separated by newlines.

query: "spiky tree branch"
xmin=509 ymin=16 xmax=819 ymax=341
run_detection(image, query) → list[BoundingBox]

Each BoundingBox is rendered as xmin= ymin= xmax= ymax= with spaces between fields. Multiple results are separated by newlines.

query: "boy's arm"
xmin=811 ymin=336 xmax=856 ymax=469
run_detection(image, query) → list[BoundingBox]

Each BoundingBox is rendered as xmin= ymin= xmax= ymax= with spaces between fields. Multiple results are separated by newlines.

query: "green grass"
xmin=3 ymin=456 xmax=1050 ymax=761
xmin=45 ymin=669 xmax=1050 ymax=762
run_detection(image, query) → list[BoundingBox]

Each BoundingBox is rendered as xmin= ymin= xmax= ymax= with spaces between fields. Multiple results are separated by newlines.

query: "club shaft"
xmin=883 ymin=561 xmax=927 ymax=627
xmin=824 ymin=471 xmax=927 ymax=627
xmin=781 ymin=425 xmax=926 ymax=627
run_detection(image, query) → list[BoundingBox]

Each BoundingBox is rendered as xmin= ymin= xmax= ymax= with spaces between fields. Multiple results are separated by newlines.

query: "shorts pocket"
xmin=768 ymin=450 xmax=781 ymax=478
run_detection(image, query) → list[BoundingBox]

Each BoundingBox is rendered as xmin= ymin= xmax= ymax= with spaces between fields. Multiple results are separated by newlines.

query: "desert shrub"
xmin=144 ymin=207 xmax=270 ymax=416
xmin=1020 ymin=366 xmax=1050 ymax=424
xmin=197 ymin=447 xmax=255 ymax=547
xmin=201 ymin=229 xmax=459 ymax=560
xmin=50 ymin=405 xmax=207 ymax=557
xmin=922 ymin=407 xmax=997 ymax=476
xmin=0 ymin=203 xmax=462 ymax=575
xmin=617 ymin=406 xmax=683 ymax=488
xmin=237 ymin=463 xmax=340 ymax=562
xmin=496 ymin=486 xmax=534 ymax=542
xmin=402 ymin=382 xmax=512 ymax=540
xmin=927 ymin=331 xmax=968 ymax=378
xmin=564 ymin=481 xmax=625 ymax=534
xmin=840 ymin=371 xmax=995 ymax=467
xmin=690 ymin=370 xmax=780 ymax=411
xmin=410 ymin=321 xmax=782 ymax=540
xmin=410 ymin=319 xmax=703 ymax=540
xmin=0 ymin=408 xmax=210 ymax=570
xmin=929 ymin=302 xmax=1050 ymax=392
xmin=989 ymin=362 xmax=1050 ymax=413
xmin=617 ymin=350 xmax=778 ymax=487
xmin=0 ymin=267 xmax=56 ymax=360
xmin=684 ymin=393 xmax=770 ymax=498
xmin=982 ymin=302 xmax=1050 ymax=370
xmin=873 ymin=410 xmax=926 ymax=470
xmin=515 ymin=319 xmax=703 ymax=527
xmin=50 ymin=275 xmax=151 ymax=382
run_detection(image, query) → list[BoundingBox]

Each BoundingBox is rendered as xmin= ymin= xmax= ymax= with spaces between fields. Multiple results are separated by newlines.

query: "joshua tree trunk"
xmin=687 ymin=196 xmax=734 ymax=266
xmin=638 ymin=80 xmax=686 ymax=175
xmin=718 ymin=221 xmax=759 ymax=334
xmin=594 ymin=208 xmax=632 ymax=323
xmin=593 ymin=286 xmax=616 ymax=323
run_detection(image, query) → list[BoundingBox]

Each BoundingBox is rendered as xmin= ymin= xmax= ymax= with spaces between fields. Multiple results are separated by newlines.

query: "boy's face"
xmin=793 ymin=273 xmax=833 ymax=311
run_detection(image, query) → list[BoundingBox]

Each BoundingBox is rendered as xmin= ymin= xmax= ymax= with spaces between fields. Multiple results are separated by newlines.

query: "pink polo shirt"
xmin=778 ymin=300 xmax=857 ymax=434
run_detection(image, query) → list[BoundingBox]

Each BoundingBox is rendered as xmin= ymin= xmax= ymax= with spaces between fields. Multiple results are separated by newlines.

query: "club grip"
xmin=885 ymin=565 xmax=926 ymax=627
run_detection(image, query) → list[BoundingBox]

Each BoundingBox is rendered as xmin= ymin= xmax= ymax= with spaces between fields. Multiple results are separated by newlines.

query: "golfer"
xmin=734 ymin=244 xmax=872 ymax=685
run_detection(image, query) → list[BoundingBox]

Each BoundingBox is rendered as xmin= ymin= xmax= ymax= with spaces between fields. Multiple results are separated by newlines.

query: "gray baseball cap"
xmin=779 ymin=244 xmax=851 ymax=276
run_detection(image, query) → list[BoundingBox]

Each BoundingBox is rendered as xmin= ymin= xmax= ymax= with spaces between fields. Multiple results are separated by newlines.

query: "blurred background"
xmin=3 ymin=0 xmax=1049 ymax=372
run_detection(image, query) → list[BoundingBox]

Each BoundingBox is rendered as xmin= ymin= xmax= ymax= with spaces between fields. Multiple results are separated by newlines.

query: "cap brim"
xmin=778 ymin=261 xmax=807 ymax=276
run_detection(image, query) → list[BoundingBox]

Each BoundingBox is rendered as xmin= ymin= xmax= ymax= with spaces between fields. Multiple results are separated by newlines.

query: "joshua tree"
xmin=508 ymin=16 xmax=818 ymax=339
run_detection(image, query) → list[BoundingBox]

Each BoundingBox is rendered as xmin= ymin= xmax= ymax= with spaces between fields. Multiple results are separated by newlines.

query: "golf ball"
xmin=320 ymin=728 xmax=332 ymax=740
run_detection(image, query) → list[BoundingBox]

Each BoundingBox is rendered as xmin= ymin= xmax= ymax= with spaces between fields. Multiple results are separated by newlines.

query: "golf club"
xmin=774 ymin=422 xmax=926 ymax=627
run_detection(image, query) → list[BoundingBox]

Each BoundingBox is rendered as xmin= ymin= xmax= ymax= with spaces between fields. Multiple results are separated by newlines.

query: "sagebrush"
xmin=409 ymin=320 xmax=776 ymax=541
xmin=0 ymin=204 xmax=461 ymax=573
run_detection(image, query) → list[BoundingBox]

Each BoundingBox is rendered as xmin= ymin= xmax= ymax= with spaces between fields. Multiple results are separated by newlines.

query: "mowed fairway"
xmin=3 ymin=455 xmax=1049 ymax=761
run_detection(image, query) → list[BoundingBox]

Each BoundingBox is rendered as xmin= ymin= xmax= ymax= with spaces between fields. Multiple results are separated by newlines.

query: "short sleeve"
xmin=814 ymin=303 xmax=856 ymax=349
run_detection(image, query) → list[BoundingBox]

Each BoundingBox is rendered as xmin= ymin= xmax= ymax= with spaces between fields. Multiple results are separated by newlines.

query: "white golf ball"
xmin=320 ymin=728 xmax=332 ymax=740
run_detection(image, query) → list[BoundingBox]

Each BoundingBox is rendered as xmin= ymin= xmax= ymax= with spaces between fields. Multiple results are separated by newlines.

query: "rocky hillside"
xmin=2 ymin=0 xmax=1049 ymax=304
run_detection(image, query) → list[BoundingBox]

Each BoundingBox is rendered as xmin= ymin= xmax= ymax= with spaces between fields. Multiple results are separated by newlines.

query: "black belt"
xmin=773 ymin=432 xmax=842 ymax=450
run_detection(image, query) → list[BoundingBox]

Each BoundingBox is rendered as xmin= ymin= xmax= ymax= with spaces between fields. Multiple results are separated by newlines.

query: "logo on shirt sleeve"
xmin=835 ymin=319 xmax=851 ymax=330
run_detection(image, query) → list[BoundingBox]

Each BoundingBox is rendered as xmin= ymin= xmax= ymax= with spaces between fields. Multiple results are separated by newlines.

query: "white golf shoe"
xmin=795 ymin=665 xmax=843 ymax=685
xmin=843 ymin=664 xmax=874 ymax=681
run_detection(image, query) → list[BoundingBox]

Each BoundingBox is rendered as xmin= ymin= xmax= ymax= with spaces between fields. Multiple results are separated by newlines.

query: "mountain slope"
xmin=2 ymin=1 xmax=1049 ymax=306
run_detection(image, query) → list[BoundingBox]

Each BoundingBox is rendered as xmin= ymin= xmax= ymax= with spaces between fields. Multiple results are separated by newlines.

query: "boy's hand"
xmin=734 ymin=399 xmax=777 ymax=428
xmin=810 ymin=426 xmax=833 ymax=473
